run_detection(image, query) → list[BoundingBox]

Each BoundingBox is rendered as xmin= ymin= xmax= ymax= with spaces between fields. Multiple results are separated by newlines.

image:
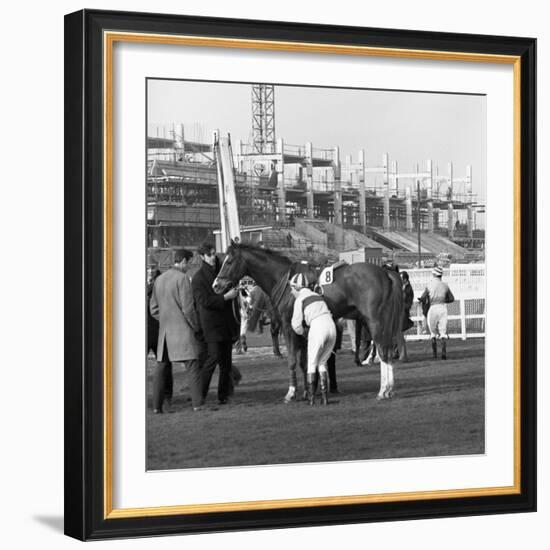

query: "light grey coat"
xmin=149 ymin=268 xmax=200 ymax=362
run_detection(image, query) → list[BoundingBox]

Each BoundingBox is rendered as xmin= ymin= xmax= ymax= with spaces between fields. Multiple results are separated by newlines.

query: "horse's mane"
xmin=229 ymin=242 xmax=292 ymax=263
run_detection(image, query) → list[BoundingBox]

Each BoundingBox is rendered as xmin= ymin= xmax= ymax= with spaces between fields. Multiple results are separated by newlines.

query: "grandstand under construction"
xmin=147 ymin=85 xmax=485 ymax=269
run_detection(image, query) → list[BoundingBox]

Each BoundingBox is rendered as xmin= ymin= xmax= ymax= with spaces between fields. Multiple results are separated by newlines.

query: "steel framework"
xmin=251 ymin=84 xmax=276 ymax=154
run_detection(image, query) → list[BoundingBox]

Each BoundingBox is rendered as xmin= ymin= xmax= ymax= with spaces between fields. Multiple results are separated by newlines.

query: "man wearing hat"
xmin=149 ymin=248 xmax=202 ymax=413
xmin=419 ymin=266 xmax=455 ymax=359
xmin=290 ymin=272 xmax=336 ymax=405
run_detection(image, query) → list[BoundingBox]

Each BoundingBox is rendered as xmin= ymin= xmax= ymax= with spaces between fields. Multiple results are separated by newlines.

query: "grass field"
xmin=146 ymin=338 xmax=485 ymax=470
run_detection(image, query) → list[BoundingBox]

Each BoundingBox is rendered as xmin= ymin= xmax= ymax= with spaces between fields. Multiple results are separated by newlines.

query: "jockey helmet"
xmin=289 ymin=272 xmax=310 ymax=290
xmin=432 ymin=266 xmax=443 ymax=278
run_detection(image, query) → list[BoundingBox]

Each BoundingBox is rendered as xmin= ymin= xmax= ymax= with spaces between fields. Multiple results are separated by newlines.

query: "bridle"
xmin=216 ymin=250 xmax=297 ymax=313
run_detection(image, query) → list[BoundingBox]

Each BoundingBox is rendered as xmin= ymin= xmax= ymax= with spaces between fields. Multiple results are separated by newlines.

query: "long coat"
xmin=147 ymin=281 xmax=159 ymax=353
xmin=402 ymin=281 xmax=415 ymax=331
xmin=150 ymin=268 xmax=200 ymax=361
xmin=191 ymin=259 xmax=239 ymax=343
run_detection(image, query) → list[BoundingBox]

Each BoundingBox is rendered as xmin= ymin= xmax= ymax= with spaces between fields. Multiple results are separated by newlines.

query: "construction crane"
xmin=251 ymin=84 xmax=276 ymax=154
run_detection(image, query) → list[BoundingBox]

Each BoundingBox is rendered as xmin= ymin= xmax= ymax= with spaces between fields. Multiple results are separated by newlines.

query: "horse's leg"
xmin=377 ymin=358 xmax=388 ymax=399
xmin=377 ymin=360 xmax=394 ymax=399
xmin=271 ymin=324 xmax=282 ymax=358
xmin=362 ymin=343 xmax=377 ymax=366
xmin=240 ymin=334 xmax=247 ymax=353
xmin=346 ymin=319 xmax=356 ymax=353
xmin=396 ymin=331 xmax=408 ymax=362
xmin=363 ymin=320 xmax=388 ymax=398
xmin=386 ymin=355 xmax=395 ymax=397
xmin=354 ymin=319 xmax=361 ymax=365
xmin=375 ymin=345 xmax=395 ymax=400
xmin=237 ymin=308 xmax=248 ymax=354
xmin=374 ymin=344 xmax=388 ymax=399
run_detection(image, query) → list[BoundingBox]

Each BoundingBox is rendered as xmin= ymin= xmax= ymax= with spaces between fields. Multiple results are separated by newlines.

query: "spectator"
xmin=401 ymin=271 xmax=414 ymax=325
xmin=419 ymin=266 xmax=455 ymax=359
xmin=395 ymin=271 xmax=414 ymax=361
xmin=149 ymin=248 xmax=201 ymax=413
xmin=147 ymin=266 xmax=161 ymax=356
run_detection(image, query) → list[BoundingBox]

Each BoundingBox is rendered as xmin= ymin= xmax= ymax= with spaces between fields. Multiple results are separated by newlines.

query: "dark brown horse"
xmin=212 ymin=243 xmax=403 ymax=400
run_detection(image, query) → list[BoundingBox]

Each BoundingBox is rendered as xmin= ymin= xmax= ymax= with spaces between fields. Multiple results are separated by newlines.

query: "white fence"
xmin=405 ymin=298 xmax=485 ymax=341
xmin=405 ymin=264 xmax=485 ymax=296
xmin=404 ymin=264 xmax=485 ymax=340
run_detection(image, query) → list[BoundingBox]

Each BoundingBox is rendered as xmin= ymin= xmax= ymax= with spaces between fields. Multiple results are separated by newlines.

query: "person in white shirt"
xmin=290 ymin=273 xmax=336 ymax=405
xmin=419 ymin=266 xmax=455 ymax=359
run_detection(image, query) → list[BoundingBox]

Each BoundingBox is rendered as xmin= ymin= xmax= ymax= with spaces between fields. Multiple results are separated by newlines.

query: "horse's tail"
xmin=383 ymin=270 xmax=404 ymax=345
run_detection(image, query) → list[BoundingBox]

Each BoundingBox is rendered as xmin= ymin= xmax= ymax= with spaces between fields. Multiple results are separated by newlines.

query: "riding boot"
xmin=319 ymin=372 xmax=329 ymax=406
xmin=431 ymin=338 xmax=437 ymax=359
xmin=441 ymin=339 xmax=447 ymax=360
xmin=307 ymin=373 xmax=317 ymax=406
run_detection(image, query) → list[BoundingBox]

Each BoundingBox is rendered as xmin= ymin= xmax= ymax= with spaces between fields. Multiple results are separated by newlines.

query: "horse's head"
xmin=212 ymin=242 xmax=247 ymax=294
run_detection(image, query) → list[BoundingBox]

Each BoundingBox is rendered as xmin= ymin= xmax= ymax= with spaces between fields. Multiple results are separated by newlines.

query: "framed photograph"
xmin=64 ymin=9 xmax=536 ymax=540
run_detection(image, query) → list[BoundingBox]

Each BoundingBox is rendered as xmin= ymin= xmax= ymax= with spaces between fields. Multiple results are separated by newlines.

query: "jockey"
xmin=289 ymin=272 xmax=336 ymax=405
xmin=419 ymin=266 xmax=455 ymax=359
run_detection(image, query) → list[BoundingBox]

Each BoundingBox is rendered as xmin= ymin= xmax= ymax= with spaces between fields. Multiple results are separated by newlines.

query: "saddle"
xmin=319 ymin=260 xmax=348 ymax=286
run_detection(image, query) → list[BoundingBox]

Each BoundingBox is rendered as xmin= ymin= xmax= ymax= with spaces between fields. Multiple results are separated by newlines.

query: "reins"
xmin=270 ymin=267 xmax=291 ymax=310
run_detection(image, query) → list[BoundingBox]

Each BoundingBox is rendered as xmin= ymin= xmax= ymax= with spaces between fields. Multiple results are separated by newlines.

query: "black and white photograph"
xmin=146 ymin=79 xmax=487 ymax=471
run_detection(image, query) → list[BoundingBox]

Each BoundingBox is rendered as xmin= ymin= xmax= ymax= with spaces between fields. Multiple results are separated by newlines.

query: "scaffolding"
xmin=146 ymin=123 xmax=485 ymax=265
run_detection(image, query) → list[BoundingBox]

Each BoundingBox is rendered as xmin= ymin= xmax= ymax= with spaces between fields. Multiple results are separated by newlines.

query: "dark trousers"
xmin=184 ymin=359 xmax=203 ymax=408
xmin=152 ymin=360 xmax=173 ymax=412
xmin=153 ymin=359 xmax=203 ymax=410
xmin=200 ymin=340 xmax=233 ymax=402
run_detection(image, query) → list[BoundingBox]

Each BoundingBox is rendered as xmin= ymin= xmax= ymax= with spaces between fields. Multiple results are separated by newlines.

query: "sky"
xmin=148 ymin=79 xmax=486 ymax=203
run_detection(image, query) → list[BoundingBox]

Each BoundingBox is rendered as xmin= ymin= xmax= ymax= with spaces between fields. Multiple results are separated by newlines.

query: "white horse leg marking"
xmin=284 ymin=386 xmax=297 ymax=403
xmin=377 ymin=360 xmax=388 ymax=399
xmin=362 ymin=345 xmax=376 ymax=366
xmin=386 ymin=360 xmax=395 ymax=398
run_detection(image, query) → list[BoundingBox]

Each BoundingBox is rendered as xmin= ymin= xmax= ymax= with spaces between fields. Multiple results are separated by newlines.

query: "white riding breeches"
xmin=307 ymin=315 xmax=337 ymax=374
xmin=427 ymin=304 xmax=449 ymax=339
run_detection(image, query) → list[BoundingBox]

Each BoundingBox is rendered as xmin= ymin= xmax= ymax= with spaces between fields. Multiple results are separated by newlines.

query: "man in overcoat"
xmin=147 ymin=266 xmax=161 ymax=355
xmin=394 ymin=270 xmax=415 ymax=361
xmin=192 ymin=241 xmax=239 ymax=405
xmin=149 ymin=248 xmax=201 ymax=413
